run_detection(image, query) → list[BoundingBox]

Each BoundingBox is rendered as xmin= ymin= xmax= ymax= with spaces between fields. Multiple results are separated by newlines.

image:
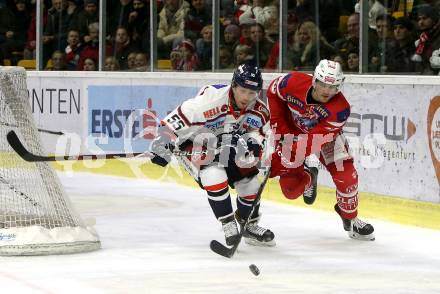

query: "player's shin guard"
xmin=204 ymin=181 xmax=233 ymax=220
xmin=334 ymin=204 xmax=375 ymax=241
xmin=236 ymin=193 xmax=255 ymax=220
xmin=203 ymin=181 xmax=239 ymax=246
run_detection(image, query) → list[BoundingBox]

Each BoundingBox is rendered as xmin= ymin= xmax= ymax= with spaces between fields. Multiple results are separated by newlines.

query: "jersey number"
xmin=167 ymin=114 xmax=185 ymax=131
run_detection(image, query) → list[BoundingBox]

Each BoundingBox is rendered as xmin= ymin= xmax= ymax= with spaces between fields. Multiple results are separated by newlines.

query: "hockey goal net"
xmin=0 ymin=66 xmax=100 ymax=255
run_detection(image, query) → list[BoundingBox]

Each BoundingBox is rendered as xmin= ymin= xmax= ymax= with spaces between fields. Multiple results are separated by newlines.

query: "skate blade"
xmin=244 ymin=237 xmax=276 ymax=247
xmin=348 ymin=231 xmax=375 ymax=241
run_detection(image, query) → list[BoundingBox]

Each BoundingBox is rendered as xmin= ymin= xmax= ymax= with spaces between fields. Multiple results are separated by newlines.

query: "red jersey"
xmin=267 ymin=72 xmax=351 ymax=137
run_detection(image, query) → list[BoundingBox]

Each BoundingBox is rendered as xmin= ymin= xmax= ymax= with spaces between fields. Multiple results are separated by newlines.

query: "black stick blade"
xmin=210 ymin=240 xmax=234 ymax=258
xmin=6 ymin=130 xmax=49 ymax=162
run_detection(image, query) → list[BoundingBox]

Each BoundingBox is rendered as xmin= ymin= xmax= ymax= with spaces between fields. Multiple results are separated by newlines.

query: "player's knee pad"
xmin=235 ymin=176 xmax=260 ymax=197
xmin=199 ymin=165 xmax=228 ymax=188
xmin=279 ymin=171 xmax=309 ymax=200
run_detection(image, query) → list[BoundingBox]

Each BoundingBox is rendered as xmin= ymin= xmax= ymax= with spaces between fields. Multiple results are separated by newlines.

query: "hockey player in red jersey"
xmin=267 ymin=59 xmax=375 ymax=241
xmin=150 ymin=63 xmax=275 ymax=247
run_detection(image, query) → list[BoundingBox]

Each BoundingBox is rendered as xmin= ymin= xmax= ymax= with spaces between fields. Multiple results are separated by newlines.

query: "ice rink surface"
xmin=1 ymin=172 xmax=440 ymax=294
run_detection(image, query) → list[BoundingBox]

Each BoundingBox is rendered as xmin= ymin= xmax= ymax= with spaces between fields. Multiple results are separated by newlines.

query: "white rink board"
xmin=23 ymin=71 xmax=440 ymax=202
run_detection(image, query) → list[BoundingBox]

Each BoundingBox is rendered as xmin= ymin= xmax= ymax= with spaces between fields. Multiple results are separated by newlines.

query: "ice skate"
xmin=303 ymin=165 xmax=318 ymax=205
xmin=220 ymin=215 xmax=239 ymax=246
xmin=236 ymin=212 xmax=275 ymax=247
xmin=335 ymin=204 xmax=375 ymax=241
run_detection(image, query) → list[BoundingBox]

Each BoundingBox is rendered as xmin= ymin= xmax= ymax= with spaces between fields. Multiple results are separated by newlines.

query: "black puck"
xmin=249 ymin=264 xmax=260 ymax=276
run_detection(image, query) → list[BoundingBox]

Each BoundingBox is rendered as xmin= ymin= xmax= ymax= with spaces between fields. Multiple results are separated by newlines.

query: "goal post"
xmin=0 ymin=66 xmax=100 ymax=255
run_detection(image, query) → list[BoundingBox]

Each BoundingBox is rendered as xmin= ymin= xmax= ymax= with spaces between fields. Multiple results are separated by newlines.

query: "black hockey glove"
xmin=231 ymin=134 xmax=262 ymax=158
xmin=150 ymin=128 xmax=175 ymax=167
xmin=217 ymin=134 xmax=262 ymax=167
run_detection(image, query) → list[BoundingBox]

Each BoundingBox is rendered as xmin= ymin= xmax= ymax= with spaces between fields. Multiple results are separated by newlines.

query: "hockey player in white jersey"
xmin=150 ymin=63 xmax=275 ymax=247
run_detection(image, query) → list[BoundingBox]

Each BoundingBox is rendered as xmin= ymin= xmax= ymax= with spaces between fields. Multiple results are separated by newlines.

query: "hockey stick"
xmin=209 ymin=167 xmax=271 ymax=258
xmin=0 ymin=175 xmax=41 ymax=207
xmin=0 ymin=121 xmax=64 ymax=136
xmin=7 ymin=130 xmax=209 ymax=162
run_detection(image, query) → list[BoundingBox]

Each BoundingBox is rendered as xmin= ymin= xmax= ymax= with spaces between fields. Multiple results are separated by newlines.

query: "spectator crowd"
xmin=0 ymin=0 xmax=439 ymax=74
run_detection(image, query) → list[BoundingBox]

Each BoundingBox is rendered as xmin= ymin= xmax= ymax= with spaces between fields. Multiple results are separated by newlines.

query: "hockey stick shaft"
xmin=210 ymin=167 xmax=271 ymax=258
xmin=7 ymin=130 xmax=209 ymax=163
xmin=0 ymin=121 xmax=64 ymax=136
xmin=36 ymin=128 xmax=64 ymax=136
xmin=7 ymin=130 xmax=147 ymax=162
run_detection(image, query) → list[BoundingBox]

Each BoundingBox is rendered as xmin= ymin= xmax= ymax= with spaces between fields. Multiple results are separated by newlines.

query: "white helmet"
xmin=313 ymin=59 xmax=345 ymax=92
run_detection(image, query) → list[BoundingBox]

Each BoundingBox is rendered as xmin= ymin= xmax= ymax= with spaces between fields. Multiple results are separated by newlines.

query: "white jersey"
xmin=162 ymin=84 xmax=270 ymax=147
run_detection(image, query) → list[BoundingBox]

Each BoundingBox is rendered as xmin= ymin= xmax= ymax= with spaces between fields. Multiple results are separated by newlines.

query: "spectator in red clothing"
xmin=176 ymin=39 xmax=198 ymax=71
xmin=411 ymin=5 xmax=440 ymax=74
xmin=65 ymin=29 xmax=83 ymax=70
xmin=264 ymin=12 xmax=299 ymax=70
xmin=77 ymin=22 xmax=112 ymax=70
xmin=170 ymin=46 xmax=182 ymax=70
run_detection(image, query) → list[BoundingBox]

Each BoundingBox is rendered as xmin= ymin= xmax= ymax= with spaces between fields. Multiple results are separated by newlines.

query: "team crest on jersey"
xmin=286 ymin=95 xmax=304 ymax=109
xmin=292 ymin=109 xmax=319 ymax=132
